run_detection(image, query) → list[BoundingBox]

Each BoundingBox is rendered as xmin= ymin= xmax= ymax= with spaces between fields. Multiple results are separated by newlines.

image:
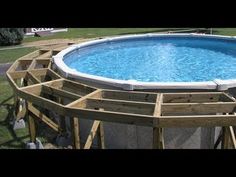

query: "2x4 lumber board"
xmin=159 ymin=115 xmax=236 ymax=127
xmin=53 ymin=45 xmax=70 ymax=52
xmin=153 ymin=128 xmax=164 ymax=149
xmin=18 ymin=90 xmax=65 ymax=115
xmin=163 ymin=92 xmax=222 ymax=103
xmin=19 ymin=78 xmax=64 ymax=91
xmin=6 ymin=74 xmax=20 ymax=91
xmin=27 ymin=59 xmax=37 ymax=70
xmin=33 ymin=57 xmax=51 ymax=60
xmin=71 ymin=117 xmax=81 ymax=149
xmin=27 ymin=103 xmax=37 ymax=142
xmin=221 ymin=127 xmax=230 ymax=149
xmin=47 ymin=69 xmax=62 ymax=79
xmin=28 ymin=104 xmax=60 ymax=132
xmin=153 ymin=94 xmax=163 ymax=117
xmin=29 ymin=68 xmax=61 ymax=80
xmin=161 ymin=102 xmax=236 ymax=115
xmin=35 ymin=59 xmax=51 ymax=66
xmin=102 ymin=90 xmax=157 ymax=103
xmin=97 ymin=121 xmax=105 ymax=149
xmin=65 ymin=107 xmax=155 ymax=127
xmin=39 ymin=49 xmax=51 ymax=54
xmin=37 ymin=50 xmax=52 ymax=58
xmin=63 ymin=80 xmax=97 ymax=96
xmin=91 ymin=98 xmax=155 ymax=105
xmin=42 ymin=85 xmax=81 ymax=100
xmin=153 ymin=94 xmax=164 ymax=149
xmin=222 ymin=92 xmax=236 ymax=102
xmin=20 ymin=84 xmax=42 ymax=95
xmin=27 ymin=72 xmax=41 ymax=84
xmin=229 ymin=126 xmax=236 ymax=149
xmin=84 ymin=98 xmax=155 ymax=115
xmin=58 ymin=98 xmax=66 ymax=132
xmin=44 ymin=79 xmax=64 ymax=89
xmin=8 ymin=71 xmax=27 ymax=79
xmin=7 ymin=61 xmax=24 ymax=72
xmin=84 ymin=120 xmax=100 ymax=149
xmin=89 ymin=97 xmax=155 ymax=105
xmin=66 ymin=89 xmax=102 ymax=107
xmin=8 ymin=71 xmax=40 ymax=86
xmin=28 ymin=68 xmax=48 ymax=76
xmin=63 ymin=79 xmax=97 ymax=91
xmin=18 ymin=50 xmax=40 ymax=60
xmin=16 ymin=107 xmax=26 ymax=121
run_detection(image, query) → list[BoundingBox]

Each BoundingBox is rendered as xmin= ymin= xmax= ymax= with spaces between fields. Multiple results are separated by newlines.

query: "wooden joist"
xmin=84 ymin=120 xmax=100 ymax=149
xmin=161 ymin=102 xmax=236 ymax=115
xmin=71 ymin=117 xmax=81 ymax=149
xmin=153 ymin=94 xmax=164 ymax=149
xmin=228 ymin=126 xmax=236 ymax=149
xmin=28 ymin=104 xmax=60 ymax=132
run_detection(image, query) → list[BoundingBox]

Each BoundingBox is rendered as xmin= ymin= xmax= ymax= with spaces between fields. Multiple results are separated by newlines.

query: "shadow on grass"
xmin=0 ymin=95 xmax=29 ymax=149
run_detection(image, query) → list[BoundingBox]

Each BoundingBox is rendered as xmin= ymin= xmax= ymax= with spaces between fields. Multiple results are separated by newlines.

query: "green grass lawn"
xmin=23 ymin=28 xmax=188 ymax=43
xmin=22 ymin=28 xmax=236 ymax=43
xmin=0 ymin=76 xmax=50 ymax=149
xmin=213 ymin=28 xmax=236 ymax=36
xmin=0 ymin=76 xmax=30 ymax=149
xmin=0 ymin=47 xmax=38 ymax=64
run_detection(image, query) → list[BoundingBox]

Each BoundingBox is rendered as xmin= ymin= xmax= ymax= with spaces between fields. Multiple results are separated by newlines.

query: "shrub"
xmin=0 ymin=28 xmax=24 ymax=46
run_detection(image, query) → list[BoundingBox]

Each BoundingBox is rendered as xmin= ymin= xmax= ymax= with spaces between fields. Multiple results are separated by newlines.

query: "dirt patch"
xmin=22 ymin=38 xmax=99 ymax=48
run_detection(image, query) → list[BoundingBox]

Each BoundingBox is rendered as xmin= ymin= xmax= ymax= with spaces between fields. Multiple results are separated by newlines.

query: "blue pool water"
xmin=64 ymin=37 xmax=236 ymax=82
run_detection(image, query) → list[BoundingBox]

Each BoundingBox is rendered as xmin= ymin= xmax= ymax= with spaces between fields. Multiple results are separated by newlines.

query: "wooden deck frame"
xmin=6 ymin=43 xmax=236 ymax=149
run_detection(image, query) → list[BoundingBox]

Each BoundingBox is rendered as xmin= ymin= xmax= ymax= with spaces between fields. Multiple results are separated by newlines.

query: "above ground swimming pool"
xmin=53 ymin=34 xmax=236 ymax=90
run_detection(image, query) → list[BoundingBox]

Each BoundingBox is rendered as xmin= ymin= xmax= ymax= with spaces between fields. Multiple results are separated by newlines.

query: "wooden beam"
xmin=162 ymin=92 xmax=222 ymax=103
xmin=161 ymin=102 xmax=236 ymax=115
xmin=27 ymin=72 xmax=41 ymax=84
xmin=18 ymin=89 xmax=65 ymax=115
xmin=58 ymin=98 xmax=66 ymax=133
xmin=66 ymin=89 xmax=102 ymax=107
xmin=71 ymin=117 xmax=80 ymax=149
xmin=229 ymin=126 xmax=236 ymax=149
xmin=19 ymin=78 xmax=64 ymax=91
xmin=153 ymin=128 xmax=164 ymax=149
xmin=102 ymin=90 xmax=157 ymax=103
xmin=97 ymin=121 xmax=105 ymax=149
xmin=84 ymin=120 xmax=100 ymax=149
xmin=159 ymin=115 xmax=236 ymax=127
xmin=84 ymin=98 xmax=155 ymax=115
xmin=62 ymin=80 xmax=97 ymax=96
xmin=27 ymin=102 xmax=37 ymax=143
xmin=28 ymin=104 xmax=60 ymax=132
xmin=16 ymin=106 xmax=26 ymax=121
xmin=221 ymin=92 xmax=236 ymax=102
xmin=153 ymin=94 xmax=164 ymax=149
xmin=41 ymin=85 xmax=81 ymax=100
xmin=37 ymin=50 xmax=52 ymax=58
xmin=88 ymin=98 xmax=155 ymax=105
xmin=97 ymin=108 xmax=105 ymax=149
xmin=221 ymin=127 xmax=230 ymax=149
xmin=66 ymin=107 xmax=155 ymax=127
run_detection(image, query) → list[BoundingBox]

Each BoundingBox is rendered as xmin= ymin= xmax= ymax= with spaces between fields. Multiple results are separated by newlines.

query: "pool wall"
xmin=53 ymin=33 xmax=236 ymax=91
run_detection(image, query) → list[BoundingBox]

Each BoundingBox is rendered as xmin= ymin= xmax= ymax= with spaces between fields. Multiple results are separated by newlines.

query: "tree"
xmin=0 ymin=28 xmax=24 ymax=46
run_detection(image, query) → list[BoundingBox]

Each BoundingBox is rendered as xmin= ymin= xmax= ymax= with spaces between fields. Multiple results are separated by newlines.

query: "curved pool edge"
xmin=53 ymin=33 xmax=236 ymax=91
